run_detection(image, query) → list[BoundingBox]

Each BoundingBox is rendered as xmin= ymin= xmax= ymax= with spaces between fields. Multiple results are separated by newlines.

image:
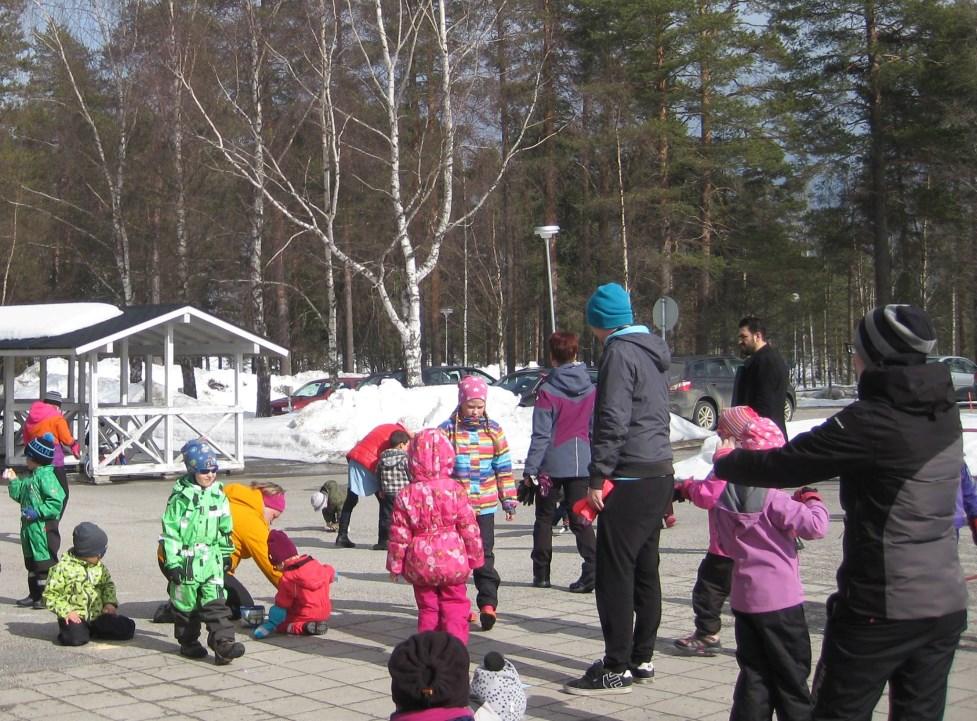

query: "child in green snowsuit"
xmin=44 ymin=521 xmax=136 ymax=646
xmin=5 ymin=432 xmax=65 ymax=609
xmin=160 ymin=439 xmax=244 ymax=665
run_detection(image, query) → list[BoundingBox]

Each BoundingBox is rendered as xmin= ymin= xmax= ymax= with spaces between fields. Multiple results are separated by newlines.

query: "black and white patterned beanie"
xmin=854 ymin=304 xmax=936 ymax=366
xmin=470 ymin=652 xmax=527 ymax=721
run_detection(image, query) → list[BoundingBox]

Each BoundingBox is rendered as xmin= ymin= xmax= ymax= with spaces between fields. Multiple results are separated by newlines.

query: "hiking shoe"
xmin=31 ymin=598 xmax=46 ymax=610
xmin=371 ymin=541 xmax=388 ymax=551
xmin=568 ymin=578 xmax=595 ymax=593
xmin=563 ymin=661 xmax=633 ymax=695
xmin=212 ymin=640 xmax=245 ymax=666
xmin=179 ymin=641 xmax=208 ymax=660
xmin=303 ymin=621 xmax=329 ymax=635
xmin=629 ymin=661 xmax=655 ymax=683
xmin=152 ymin=603 xmax=175 ymax=624
xmin=479 ymin=606 xmax=497 ymax=631
xmin=674 ymin=632 xmax=721 ymax=657
xmin=15 ymin=596 xmax=35 ymax=607
xmin=335 ymin=535 xmax=356 ymax=549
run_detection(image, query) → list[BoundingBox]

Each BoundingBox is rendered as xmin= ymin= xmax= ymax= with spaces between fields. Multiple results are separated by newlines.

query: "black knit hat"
xmin=854 ymin=304 xmax=936 ymax=366
xmin=72 ymin=522 xmax=108 ymax=558
xmin=388 ymin=632 xmax=471 ymax=711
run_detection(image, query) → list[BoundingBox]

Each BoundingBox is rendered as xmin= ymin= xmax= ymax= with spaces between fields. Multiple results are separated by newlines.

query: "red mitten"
xmin=673 ymin=480 xmax=693 ymax=503
xmin=572 ymin=479 xmax=615 ymax=524
xmin=969 ymin=517 xmax=977 ymax=546
xmin=792 ymin=487 xmax=822 ymax=504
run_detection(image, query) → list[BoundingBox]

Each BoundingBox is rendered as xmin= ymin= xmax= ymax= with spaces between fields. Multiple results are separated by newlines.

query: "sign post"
xmin=652 ymin=296 xmax=679 ymax=340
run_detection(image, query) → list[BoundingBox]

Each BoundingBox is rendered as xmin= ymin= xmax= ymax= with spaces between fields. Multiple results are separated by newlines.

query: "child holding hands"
xmin=253 ymin=529 xmax=334 ymax=638
xmin=43 ymin=522 xmax=135 ymax=646
xmin=387 ymin=428 xmax=484 ymax=644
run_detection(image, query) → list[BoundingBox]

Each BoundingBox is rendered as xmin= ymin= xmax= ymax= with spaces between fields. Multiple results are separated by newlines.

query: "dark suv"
xmin=668 ymin=355 xmax=795 ymax=431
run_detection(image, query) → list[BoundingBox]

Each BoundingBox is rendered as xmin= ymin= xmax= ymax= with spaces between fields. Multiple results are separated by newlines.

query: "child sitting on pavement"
xmin=253 ymin=529 xmax=334 ymax=638
xmin=387 ymin=428 xmax=484 ymax=644
xmin=376 ymin=430 xmax=412 ymax=551
xmin=388 ymin=631 xmax=475 ymax=721
xmin=5 ymin=432 xmax=66 ymax=609
xmin=43 ymin=522 xmax=135 ymax=646
xmin=676 ymin=406 xmax=829 ymax=721
xmin=160 ymin=438 xmax=244 ymax=665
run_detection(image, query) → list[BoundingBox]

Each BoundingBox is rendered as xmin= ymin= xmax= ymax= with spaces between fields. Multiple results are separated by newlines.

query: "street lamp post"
xmin=440 ymin=307 xmax=454 ymax=363
xmin=534 ymin=225 xmax=560 ymax=333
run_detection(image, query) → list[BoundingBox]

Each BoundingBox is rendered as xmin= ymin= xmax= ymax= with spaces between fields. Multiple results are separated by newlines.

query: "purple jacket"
xmin=712 ymin=483 xmax=829 ymax=614
xmin=524 ymin=363 xmax=595 ymax=478
xmin=956 ymin=465 xmax=977 ymax=529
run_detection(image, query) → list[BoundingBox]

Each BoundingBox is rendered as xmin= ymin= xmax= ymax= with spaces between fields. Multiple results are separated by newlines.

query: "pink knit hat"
xmin=458 ymin=375 xmax=488 ymax=406
xmin=718 ymin=406 xmax=785 ymax=450
xmin=262 ymin=491 xmax=287 ymax=513
xmin=408 ymin=429 xmax=457 ymax=484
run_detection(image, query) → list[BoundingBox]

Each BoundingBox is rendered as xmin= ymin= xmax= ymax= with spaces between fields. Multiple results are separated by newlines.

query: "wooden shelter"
xmin=0 ymin=304 xmax=288 ymax=482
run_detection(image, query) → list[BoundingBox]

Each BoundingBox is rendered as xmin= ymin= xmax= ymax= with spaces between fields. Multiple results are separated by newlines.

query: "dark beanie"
xmin=26 ymin=432 xmax=56 ymax=464
xmin=854 ymin=304 xmax=936 ymax=366
xmin=389 ymin=631 xmax=471 ymax=711
xmin=72 ymin=522 xmax=108 ymax=558
xmin=267 ymin=529 xmax=298 ymax=565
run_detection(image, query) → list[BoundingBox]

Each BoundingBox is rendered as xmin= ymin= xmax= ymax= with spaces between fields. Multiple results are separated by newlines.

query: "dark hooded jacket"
xmin=714 ymin=361 xmax=967 ymax=620
xmin=524 ymin=362 xmax=596 ymax=478
xmin=588 ymin=327 xmax=673 ymax=488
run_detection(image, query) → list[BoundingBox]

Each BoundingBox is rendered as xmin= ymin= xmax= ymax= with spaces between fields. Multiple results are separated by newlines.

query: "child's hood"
xmin=283 ymin=555 xmax=333 ymax=590
xmin=408 ymin=429 xmax=456 ymax=483
xmin=24 ymin=400 xmax=61 ymax=428
xmin=717 ymin=483 xmax=770 ymax=530
xmin=380 ymin=447 xmax=408 ymax=467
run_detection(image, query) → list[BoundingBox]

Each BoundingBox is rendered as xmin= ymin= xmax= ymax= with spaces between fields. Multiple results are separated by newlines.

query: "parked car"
xmin=493 ymin=366 xmax=599 ymax=407
xmin=356 ymin=365 xmax=497 ymax=389
xmin=667 ymin=355 xmax=796 ymax=431
xmin=270 ymin=376 xmax=360 ymax=415
xmin=926 ymin=355 xmax=977 ymax=401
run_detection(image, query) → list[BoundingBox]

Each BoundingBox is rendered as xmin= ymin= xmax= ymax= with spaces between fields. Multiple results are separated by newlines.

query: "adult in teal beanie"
xmin=586 ymin=283 xmax=634 ymax=329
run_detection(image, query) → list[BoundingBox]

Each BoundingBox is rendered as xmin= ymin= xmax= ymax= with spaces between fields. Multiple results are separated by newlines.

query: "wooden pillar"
xmin=234 ymin=352 xmax=244 ymax=465
xmin=39 ymin=358 xmax=47 ymax=398
xmin=3 ymin=358 xmax=15 ymax=459
xmin=164 ymin=324 xmax=174 ymax=465
xmin=87 ymin=352 xmax=100 ymax=481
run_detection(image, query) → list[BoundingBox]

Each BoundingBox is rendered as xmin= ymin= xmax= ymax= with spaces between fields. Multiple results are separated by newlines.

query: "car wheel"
xmin=784 ymin=398 xmax=794 ymax=423
xmin=692 ymin=400 xmax=718 ymax=431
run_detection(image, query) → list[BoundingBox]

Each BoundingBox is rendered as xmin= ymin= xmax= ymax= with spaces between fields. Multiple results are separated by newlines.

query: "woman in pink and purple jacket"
xmin=387 ymin=429 xmax=484 ymax=645
xmin=677 ymin=406 xmax=829 ymax=721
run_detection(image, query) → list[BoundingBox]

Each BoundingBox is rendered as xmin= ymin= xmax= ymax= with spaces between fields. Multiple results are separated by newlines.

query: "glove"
xmin=21 ymin=508 xmax=39 ymax=522
xmin=164 ymin=566 xmax=185 ymax=585
xmin=712 ymin=445 xmax=734 ymax=463
xmin=517 ymin=475 xmax=537 ymax=506
xmin=792 ymin=487 xmax=822 ymax=504
xmin=969 ymin=517 xmax=977 ymax=546
xmin=673 ymin=480 xmax=694 ymax=503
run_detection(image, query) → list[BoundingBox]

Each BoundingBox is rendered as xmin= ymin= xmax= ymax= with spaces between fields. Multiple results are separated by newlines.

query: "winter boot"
xmin=179 ymin=641 xmax=208 ymax=659
xmin=532 ymin=567 xmax=551 ymax=588
xmin=303 ymin=621 xmax=329 ymax=635
xmin=212 ymin=639 xmax=246 ymax=666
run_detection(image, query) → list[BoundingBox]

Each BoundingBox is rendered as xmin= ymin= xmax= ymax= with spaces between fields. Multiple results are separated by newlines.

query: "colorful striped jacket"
xmin=438 ymin=414 xmax=517 ymax=516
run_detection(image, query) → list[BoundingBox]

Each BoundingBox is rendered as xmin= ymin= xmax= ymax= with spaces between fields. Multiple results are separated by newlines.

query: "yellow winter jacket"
xmin=224 ymin=483 xmax=282 ymax=587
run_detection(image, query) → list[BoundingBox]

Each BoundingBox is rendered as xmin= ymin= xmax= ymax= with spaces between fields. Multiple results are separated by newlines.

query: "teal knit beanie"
xmin=586 ymin=283 xmax=634 ymax=329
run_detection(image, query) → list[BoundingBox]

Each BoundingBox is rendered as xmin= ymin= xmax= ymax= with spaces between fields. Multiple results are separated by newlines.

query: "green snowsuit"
xmin=43 ymin=552 xmax=118 ymax=620
xmin=8 ymin=463 xmax=65 ymax=565
xmin=160 ymin=475 xmax=234 ymax=613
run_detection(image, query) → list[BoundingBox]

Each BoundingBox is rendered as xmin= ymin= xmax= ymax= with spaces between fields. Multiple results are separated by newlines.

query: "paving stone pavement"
xmin=0 ymin=465 xmax=974 ymax=720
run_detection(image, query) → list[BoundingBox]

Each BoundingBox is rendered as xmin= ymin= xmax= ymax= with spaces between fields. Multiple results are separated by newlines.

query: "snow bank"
xmin=0 ymin=303 xmax=122 ymax=340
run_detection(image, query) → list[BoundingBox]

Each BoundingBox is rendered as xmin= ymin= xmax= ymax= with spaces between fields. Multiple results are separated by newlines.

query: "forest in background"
xmin=2 ymin=1 xmax=977 ymax=401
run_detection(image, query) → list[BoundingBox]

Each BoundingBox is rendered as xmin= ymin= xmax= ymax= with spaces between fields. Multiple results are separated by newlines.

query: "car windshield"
xmin=293 ymin=381 xmax=328 ymax=397
xmin=496 ymin=373 xmax=536 ymax=392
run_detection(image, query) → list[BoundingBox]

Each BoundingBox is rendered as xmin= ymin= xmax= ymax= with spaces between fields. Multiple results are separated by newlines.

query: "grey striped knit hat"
xmin=854 ymin=304 xmax=936 ymax=366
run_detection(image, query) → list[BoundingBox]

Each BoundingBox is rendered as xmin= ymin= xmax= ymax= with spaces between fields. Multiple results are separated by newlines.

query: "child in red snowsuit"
xmin=387 ymin=428 xmax=484 ymax=644
xmin=253 ymin=530 xmax=334 ymax=638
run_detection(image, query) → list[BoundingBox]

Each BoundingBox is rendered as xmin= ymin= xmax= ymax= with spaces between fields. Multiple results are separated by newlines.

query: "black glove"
xmin=223 ymin=556 xmax=233 ymax=573
xmin=164 ymin=566 xmax=184 ymax=585
xmin=517 ymin=474 xmax=537 ymax=506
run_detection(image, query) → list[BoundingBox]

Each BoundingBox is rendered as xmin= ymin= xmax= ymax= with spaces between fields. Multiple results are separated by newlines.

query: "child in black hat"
xmin=388 ymin=631 xmax=475 ymax=721
xmin=43 ymin=522 xmax=135 ymax=646
xmin=4 ymin=432 xmax=66 ymax=609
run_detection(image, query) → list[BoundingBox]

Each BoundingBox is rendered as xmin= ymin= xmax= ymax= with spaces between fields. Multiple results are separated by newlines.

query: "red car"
xmin=270 ymin=376 xmax=360 ymax=415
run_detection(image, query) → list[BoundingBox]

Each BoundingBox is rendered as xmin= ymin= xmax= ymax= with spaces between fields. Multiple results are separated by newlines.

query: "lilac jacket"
xmin=711 ymin=483 xmax=829 ymax=613
xmin=956 ymin=465 xmax=977 ymax=529
xmin=524 ymin=363 xmax=595 ymax=478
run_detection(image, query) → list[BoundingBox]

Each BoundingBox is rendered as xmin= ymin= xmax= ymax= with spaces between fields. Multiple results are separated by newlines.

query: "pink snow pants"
xmin=413 ymin=583 xmax=470 ymax=644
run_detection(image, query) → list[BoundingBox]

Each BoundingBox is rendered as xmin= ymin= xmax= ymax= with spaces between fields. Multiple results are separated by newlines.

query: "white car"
xmin=927 ymin=355 xmax=977 ymax=401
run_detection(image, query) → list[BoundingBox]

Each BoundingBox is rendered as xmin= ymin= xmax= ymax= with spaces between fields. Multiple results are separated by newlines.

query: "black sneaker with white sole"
xmin=563 ymin=660 xmax=633 ymax=695
xmin=629 ymin=661 xmax=655 ymax=683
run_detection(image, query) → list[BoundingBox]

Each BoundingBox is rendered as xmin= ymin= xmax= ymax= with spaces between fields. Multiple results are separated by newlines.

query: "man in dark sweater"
xmin=732 ymin=316 xmax=789 ymax=437
xmin=714 ymin=304 xmax=967 ymax=721
xmin=563 ymin=283 xmax=673 ymax=696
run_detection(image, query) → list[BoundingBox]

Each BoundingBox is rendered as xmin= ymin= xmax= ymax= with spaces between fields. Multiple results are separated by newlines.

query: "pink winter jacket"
xmin=386 ymin=430 xmax=484 ymax=587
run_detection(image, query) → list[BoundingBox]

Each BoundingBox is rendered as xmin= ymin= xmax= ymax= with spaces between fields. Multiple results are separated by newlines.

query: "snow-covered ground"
xmin=10 ymin=359 xmax=977 ymax=473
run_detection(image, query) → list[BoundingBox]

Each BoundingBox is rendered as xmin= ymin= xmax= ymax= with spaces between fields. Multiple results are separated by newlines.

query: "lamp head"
xmin=534 ymin=225 xmax=560 ymax=240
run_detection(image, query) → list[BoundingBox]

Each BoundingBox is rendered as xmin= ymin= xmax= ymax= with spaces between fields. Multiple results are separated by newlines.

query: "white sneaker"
xmin=629 ymin=661 xmax=655 ymax=683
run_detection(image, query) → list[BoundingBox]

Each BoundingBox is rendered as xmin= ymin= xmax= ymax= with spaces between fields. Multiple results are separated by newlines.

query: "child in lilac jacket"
xmin=387 ymin=429 xmax=484 ymax=644
xmin=678 ymin=406 xmax=828 ymax=721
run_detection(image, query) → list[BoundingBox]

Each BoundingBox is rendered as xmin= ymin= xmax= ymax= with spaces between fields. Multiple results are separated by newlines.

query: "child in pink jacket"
xmin=387 ymin=429 xmax=484 ymax=644
xmin=677 ymin=406 xmax=828 ymax=721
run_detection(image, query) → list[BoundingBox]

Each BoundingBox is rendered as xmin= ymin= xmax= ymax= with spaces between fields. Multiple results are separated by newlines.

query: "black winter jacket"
xmin=588 ymin=327 xmax=673 ymax=488
xmin=732 ymin=343 xmax=789 ymax=437
xmin=715 ymin=361 xmax=967 ymax=620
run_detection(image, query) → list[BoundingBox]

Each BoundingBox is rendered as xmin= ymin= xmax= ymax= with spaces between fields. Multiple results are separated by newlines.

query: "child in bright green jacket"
xmin=5 ymin=433 xmax=65 ymax=609
xmin=160 ymin=438 xmax=244 ymax=665
xmin=44 ymin=522 xmax=135 ymax=646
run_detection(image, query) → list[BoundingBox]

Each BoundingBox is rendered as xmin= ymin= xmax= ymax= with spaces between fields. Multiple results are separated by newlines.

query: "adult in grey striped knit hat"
xmin=853 ymin=303 xmax=936 ymax=366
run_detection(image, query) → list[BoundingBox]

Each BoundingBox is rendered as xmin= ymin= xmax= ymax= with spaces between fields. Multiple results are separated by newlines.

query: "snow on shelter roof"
xmin=0 ymin=303 xmax=288 ymax=358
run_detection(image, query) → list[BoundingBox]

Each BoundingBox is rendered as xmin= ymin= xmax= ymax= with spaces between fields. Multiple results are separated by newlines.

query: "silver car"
xmin=926 ymin=355 xmax=977 ymax=401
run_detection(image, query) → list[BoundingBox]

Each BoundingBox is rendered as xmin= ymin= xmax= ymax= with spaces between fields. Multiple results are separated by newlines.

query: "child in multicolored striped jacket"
xmin=439 ymin=376 xmax=517 ymax=632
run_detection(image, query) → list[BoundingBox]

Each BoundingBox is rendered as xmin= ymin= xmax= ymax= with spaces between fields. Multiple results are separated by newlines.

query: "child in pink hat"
xmin=438 ymin=376 xmax=517 ymax=632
